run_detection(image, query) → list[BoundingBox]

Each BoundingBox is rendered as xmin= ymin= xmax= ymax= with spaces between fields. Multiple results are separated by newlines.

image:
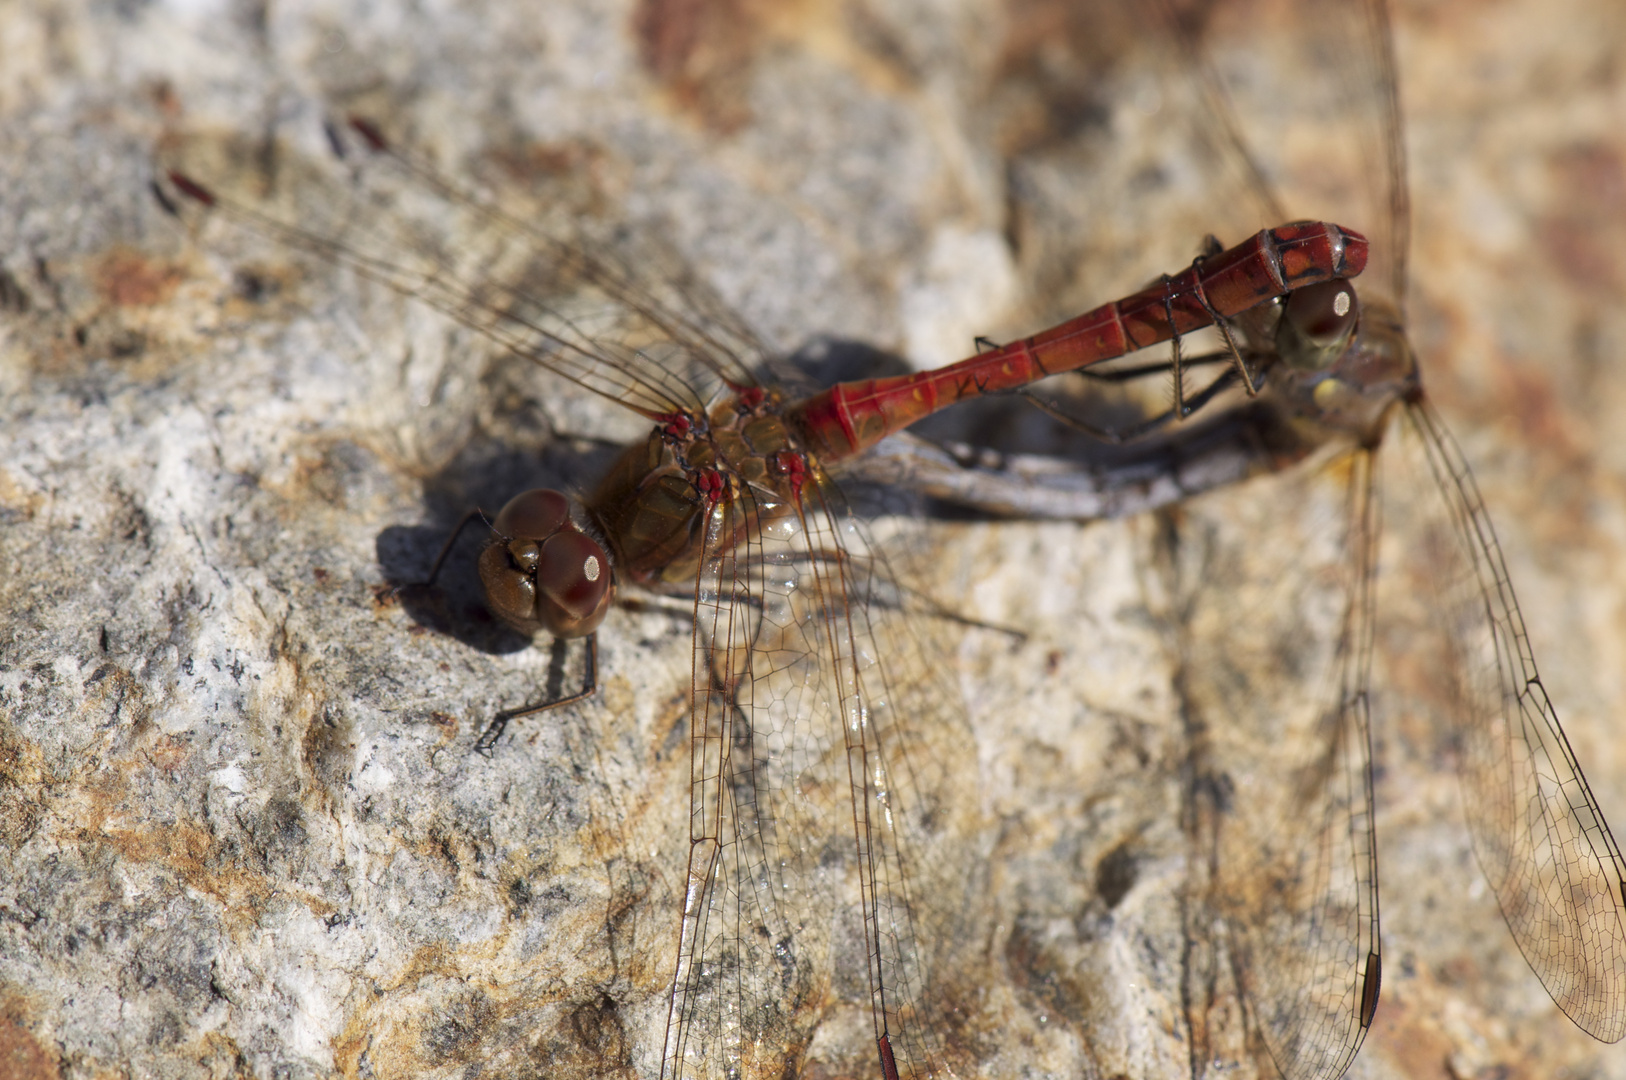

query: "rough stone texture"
xmin=2 ymin=1 xmax=1625 ymax=1078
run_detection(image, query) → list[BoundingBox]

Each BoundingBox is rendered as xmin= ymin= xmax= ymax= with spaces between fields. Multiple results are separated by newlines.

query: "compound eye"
xmin=492 ymin=489 xmax=572 ymax=542
xmin=539 ymin=531 xmax=610 ymax=618
xmin=1284 ymin=278 xmax=1359 ymax=346
xmin=537 ymin=530 xmax=612 ymax=637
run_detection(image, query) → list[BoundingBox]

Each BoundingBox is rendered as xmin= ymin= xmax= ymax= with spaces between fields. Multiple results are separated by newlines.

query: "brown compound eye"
xmin=536 ymin=530 xmax=612 ymax=637
xmin=1277 ymin=277 xmax=1361 ymax=371
xmin=1284 ymin=277 xmax=1359 ymax=345
xmin=491 ymin=489 xmax=571 ymax=543
xmin=477 ymin=488 xmax=614 ymax=638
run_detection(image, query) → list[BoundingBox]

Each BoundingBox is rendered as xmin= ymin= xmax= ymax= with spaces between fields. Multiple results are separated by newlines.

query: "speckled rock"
xmin=2 ymin=1 xmax=1625 ymax=1078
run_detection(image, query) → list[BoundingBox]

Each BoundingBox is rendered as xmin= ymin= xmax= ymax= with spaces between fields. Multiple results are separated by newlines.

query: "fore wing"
xmin=1161 ymin=447 xmax=1382 ymax=1080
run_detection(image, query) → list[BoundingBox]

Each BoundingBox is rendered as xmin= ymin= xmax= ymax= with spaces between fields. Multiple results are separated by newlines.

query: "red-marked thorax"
xmin=583 ymin=388 xmax=817 ymax=586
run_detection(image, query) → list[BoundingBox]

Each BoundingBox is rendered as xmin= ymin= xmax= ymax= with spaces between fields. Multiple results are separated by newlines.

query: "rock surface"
xmin=2 ymin=0 xmax=1625 ymax=1078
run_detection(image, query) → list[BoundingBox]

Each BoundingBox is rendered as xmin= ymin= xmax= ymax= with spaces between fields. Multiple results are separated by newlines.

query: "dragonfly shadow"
xmin=375 ymin=430 xmax=623 ymax=655
xmin=793 ymin=336 xmax=1290 ymax=523
xmin=784 ymin=334 xmax=916 ymax=388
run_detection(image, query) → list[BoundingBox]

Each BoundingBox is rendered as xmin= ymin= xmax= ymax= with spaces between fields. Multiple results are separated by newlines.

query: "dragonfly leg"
xmin=475 ymin=633 xmax=599 ymax=753
xmin=1069 ymin=353 xmax=1232 ymax=383
xmin=1161 ymin=273 xmax=1190 ymax=418
xmin=1186 ymin=247 xmax=1259 ymax=398
xmin=1020 ymin=349 xmax=1255 ymax=444
xmin=393 ymin=507 xmax=492 ymax=594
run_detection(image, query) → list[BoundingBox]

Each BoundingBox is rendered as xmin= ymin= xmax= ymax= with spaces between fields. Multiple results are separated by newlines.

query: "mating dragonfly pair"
xmin=153 ymin=2 xmax=1626 ymax=1077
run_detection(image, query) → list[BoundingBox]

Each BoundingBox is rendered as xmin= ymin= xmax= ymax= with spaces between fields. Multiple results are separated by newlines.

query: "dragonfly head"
xmin=1276 ymin=278 xmax=1361 ymax=372
xmin=1271 ymin=285 xmax=1419 ymax=447
xmin=478 ymin=489 xmax=614 ymax=639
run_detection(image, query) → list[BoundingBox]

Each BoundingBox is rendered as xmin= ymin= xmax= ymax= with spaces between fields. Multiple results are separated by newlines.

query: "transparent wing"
xmin=1107 ymin=4 xmax=1396 ymax=1072
xmin=1407 ymin=401 xmax=1626 ymax=1041
xmin=1166 ymin=448 xmax=1381 ymax=1080
xmin=156 ymin=120 xmax=768 ymax=420
xmin=662 ymin=485 xmax=831 ymax=1079
xmin=663 ymin=471 xmax=980 ymax=1078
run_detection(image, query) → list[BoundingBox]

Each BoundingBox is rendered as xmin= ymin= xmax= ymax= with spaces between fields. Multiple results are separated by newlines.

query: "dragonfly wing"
xmin=1163 ymin=448 xmax=1382 ymax=1080
xmin=1407 ymin=401 xmax=1626 ymax=1042
xmin=157 ymin=124 xmax=766 ymax=421
xmin=661 ymin=487 xmax=834 ymax=1079
xmin=663 ymin=474 xmax=981 ymax=1078
xmin=794 ymin=476 xmax=989 ymax=1078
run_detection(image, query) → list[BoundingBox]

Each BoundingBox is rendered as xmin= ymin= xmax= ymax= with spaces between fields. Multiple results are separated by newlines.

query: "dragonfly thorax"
xmin=584 ymin=391 xmax=814 ymax=588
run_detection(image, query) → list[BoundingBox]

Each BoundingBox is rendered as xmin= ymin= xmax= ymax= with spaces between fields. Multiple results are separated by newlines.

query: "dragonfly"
xmin=155 ymin=96 xmax=1363 ymax=1078
xmin=927 ymin=0 xmax=1626 ymax=1077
